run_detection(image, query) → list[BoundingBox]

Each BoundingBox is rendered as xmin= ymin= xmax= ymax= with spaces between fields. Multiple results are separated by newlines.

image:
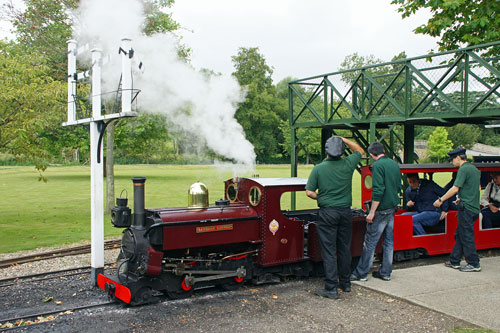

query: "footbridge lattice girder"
xmin=289 ymin=42 xmax=500 ymax=207
xmin=289 ymin=42 xmax=500 ymax=153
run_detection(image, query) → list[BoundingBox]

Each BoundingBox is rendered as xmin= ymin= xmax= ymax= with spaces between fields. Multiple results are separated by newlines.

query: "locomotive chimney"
xmin=132 ymin=177 xmax=146 ymax=228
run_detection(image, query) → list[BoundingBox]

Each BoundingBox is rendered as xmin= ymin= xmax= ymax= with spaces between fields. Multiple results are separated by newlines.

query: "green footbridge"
xmin=288 ymin=41 xmax=500 ymax=176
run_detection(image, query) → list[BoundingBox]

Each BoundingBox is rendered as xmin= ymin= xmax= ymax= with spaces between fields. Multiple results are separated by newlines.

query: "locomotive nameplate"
xmin=196 ymin=224 xmax=233 ymax=233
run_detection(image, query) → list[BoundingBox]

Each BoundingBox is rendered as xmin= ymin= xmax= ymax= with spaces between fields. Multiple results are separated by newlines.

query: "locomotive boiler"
xmin=98 ymin=176 xmax=334 ymax=305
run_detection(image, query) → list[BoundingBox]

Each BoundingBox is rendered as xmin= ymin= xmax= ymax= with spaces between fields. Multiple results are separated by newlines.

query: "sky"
xmin=0 ymin=0 xmax=439 ymax=83
xmin=170 ymin=0 xmax=439 ymax=83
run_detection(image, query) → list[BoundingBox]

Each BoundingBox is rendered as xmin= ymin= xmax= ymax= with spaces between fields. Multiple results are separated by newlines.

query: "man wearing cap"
xmin=351 ymin=142 xmax=401 ymax=282
xmin=306 ymin=136 xmax=364 ymax=299
xmin=434 ymin=147 xmax=481 ymax=272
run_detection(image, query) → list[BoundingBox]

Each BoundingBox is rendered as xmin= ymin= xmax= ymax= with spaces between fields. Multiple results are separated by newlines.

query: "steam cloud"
xmin=73 ymin=0 xmax=256 ymax=168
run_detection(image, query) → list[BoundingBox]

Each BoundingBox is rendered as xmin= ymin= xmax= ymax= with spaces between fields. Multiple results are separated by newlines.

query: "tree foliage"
xmin=231 ymin=47 xmax=287 ymax=161
xmin=115 ymin=113 xmax=171 ymax=163
xmin=339 ymin=53 xmax=385 ymax=85
xmin=0 ymin=42 xmax=66 ymax=160
xmin=232 ymin=47 xmax=274 ymax=92
xmin=0 ymin=0 xmax=187 ymax=167
xmin=427 ymin=127 xmax=453 ymax=162
xmin=392 ymin=0 xmax=500 ymax=57
xmin=2 ymin=0 xmax=78 ymax=80
xmin=446 ymin=124 xmax=480 ymax=149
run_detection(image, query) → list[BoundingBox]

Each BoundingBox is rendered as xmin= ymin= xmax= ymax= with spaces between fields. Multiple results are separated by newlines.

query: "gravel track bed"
xmin=1 ymin=244 xmax=495 ymax=331
xmin=0 ymin=242 xmax=120 ymax=279
xmin=0 ymin=273 xmax=476 ymax=332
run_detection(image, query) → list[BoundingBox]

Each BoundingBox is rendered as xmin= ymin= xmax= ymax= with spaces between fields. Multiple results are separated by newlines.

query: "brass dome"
xmin=188 ymin=182 xmax=209 ymax=208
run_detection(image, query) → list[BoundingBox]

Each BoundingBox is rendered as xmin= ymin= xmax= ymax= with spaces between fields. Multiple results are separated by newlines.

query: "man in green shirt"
xmin=434 ymin=147 xmax=481 ymax=272
xmin=351 ymin=142 xmax=401 ymax=282
xmin=306 ymin=136 xmax=364 ymax=299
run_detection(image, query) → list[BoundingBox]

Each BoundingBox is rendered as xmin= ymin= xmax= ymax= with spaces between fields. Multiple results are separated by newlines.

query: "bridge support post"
xmin=404 ymin=124 xmax=415 ymax=164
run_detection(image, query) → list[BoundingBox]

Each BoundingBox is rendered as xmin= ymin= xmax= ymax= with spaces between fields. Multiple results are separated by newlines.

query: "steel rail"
xmin=0 ymin=263 xmax=115 ymax=288
xmin=0 ymin=301 xmax=116 ymax=331
xmin=0 ymin=239 xmax=121 ymax=269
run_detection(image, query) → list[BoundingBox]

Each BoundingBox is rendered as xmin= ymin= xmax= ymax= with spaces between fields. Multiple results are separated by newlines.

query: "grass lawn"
xmin=0 ymin=163 xmax=461 ymax=254
xmin=0 ymin=164 xmax=364 ymax=254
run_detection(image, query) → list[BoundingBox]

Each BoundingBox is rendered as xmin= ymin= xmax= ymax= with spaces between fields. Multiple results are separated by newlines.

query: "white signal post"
xmin=90 ymin=47 xmax=104 ymax=283
xmin=64 ymin=38 xmax=138 ymax=285
xmin=121 ymin=38 xmax=132 ymax=113
xmin=67 ymin=40 xmax=77 ymax=123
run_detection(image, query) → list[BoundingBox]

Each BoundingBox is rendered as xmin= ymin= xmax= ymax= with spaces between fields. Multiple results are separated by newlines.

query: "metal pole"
xmin=121 ymin=38 xmax=132 ymax=113
xmin=403 ymin=124 xmax=415 ymax=164
xmin=289 ymin=84 xmax=297 ymax=209
xmin=90 ymin=48 xmax=104 ymax=285
xmin=67 ymin=40 xmax=77 ymax=123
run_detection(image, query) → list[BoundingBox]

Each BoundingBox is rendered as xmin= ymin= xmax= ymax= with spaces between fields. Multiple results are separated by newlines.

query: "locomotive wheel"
xmin=162 ymin=276 xmax=194 ymax=300
xmin=164 ymin=289 xmax=193 ymax=300
xmin=132 ymin=287 xmax=153 ymax=305
xmin=219 ymin=276 xmax=245 ymax=291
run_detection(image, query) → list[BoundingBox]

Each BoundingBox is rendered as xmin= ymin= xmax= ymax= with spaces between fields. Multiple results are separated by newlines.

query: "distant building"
xmin=468 ymin=143 xmax=500 ymax=157
xmin=412 ymin=141 xmax=499 ymax=161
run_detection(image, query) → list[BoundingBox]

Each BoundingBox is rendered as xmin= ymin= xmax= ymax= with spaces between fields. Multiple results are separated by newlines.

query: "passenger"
xmin=351 ymin=142 xmax=401 ymax=282
xmin=402 ymin=173 xmax=448 ymax=235
xmin=306 ymin=136 xmax=364 ymax=299
xmin=433 ymin=147 xmax=481 ymax=272
xmin=443 ymin=172 xmax=458 ymax=210
xmin=480 ymin=172 xmax=500 ymax=229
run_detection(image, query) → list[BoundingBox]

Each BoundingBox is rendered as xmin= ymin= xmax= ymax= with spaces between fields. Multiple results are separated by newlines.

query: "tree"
xmin=114 ymin=113 xmax=171 ymax=163
xmin=479 ymin=128 xmax=500 ymax=146
xmin=446 ymin=124 xmax=480 ymax=149
xmin=426 ymin=127 xmax=453 ymax=163
xmin=391 ymin=0 xmax=500 ymax=57
xmin=0 ymin=42 xmax=66 ymax=162
xmin=232 ymin=47 xmax=273 ymax=93
xmin=2 ymin=0 xmax=184 ymax=79
xmin=231 ymin=47 xmax=286 ymax=161
xmin=339 ymin=53 xmax=385 ymax=85
xmin=2 ymin=0 xmax=78 ymax=80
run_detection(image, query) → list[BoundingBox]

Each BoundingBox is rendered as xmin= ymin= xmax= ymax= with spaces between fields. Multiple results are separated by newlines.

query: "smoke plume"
xmin=73 ymin=0 xmax=256 ymax=167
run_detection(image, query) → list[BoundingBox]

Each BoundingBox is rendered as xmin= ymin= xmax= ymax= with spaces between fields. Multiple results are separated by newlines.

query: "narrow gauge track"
xmin=0 ymin=264 xmax=115 ymax=288
xmin=0 ymin=240 xmax=121 ymax=269
xmin=0 ymin=301 xmax=116 ymax=332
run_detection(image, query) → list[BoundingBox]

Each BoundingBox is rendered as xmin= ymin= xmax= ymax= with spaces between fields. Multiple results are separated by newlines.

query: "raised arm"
xmin=342 ymin=137 xmax=365 ymax=157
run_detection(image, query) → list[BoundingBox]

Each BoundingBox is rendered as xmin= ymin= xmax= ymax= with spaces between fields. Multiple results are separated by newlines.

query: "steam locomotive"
xmin=98 ymin=162 xmax=500 ymax=305
xmin=97 ymin=176 xmax=352 ymax=305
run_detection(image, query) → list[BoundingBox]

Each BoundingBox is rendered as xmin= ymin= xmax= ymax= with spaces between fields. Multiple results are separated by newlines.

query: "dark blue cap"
xmin=447 ymin=147 xmax=466 ymax=160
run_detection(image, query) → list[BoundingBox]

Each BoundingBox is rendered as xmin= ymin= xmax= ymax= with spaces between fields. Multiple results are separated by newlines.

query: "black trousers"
xmin=450 ymin=208 xmax=480 ymax=267
xmin=317 ymin=207 xmax=352 ymax=290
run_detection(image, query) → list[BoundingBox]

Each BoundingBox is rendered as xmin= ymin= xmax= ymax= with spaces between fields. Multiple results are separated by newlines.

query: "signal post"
xmin=64 ymin=38 xmax=138 ymax=285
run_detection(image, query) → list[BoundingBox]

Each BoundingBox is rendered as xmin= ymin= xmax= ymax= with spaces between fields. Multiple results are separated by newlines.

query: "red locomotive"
xmin=98 ymin=162 xmax=500 ymax=305
xmin=98 ymin=176 xmax=329 ymax=305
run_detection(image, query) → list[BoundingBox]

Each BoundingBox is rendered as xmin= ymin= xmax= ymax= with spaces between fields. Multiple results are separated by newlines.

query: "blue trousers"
xmin=316 ymin=207 xmax=352 ymax=290
xmin=353 ymin=208 xmax=395 ymax=279
xmin=481 ymin=208 xmax=500 ymax=229
xmin=450 ymin=209 xmax=480 ymax=267
xmin=402 ymin=211 xmax=441 ymax=235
